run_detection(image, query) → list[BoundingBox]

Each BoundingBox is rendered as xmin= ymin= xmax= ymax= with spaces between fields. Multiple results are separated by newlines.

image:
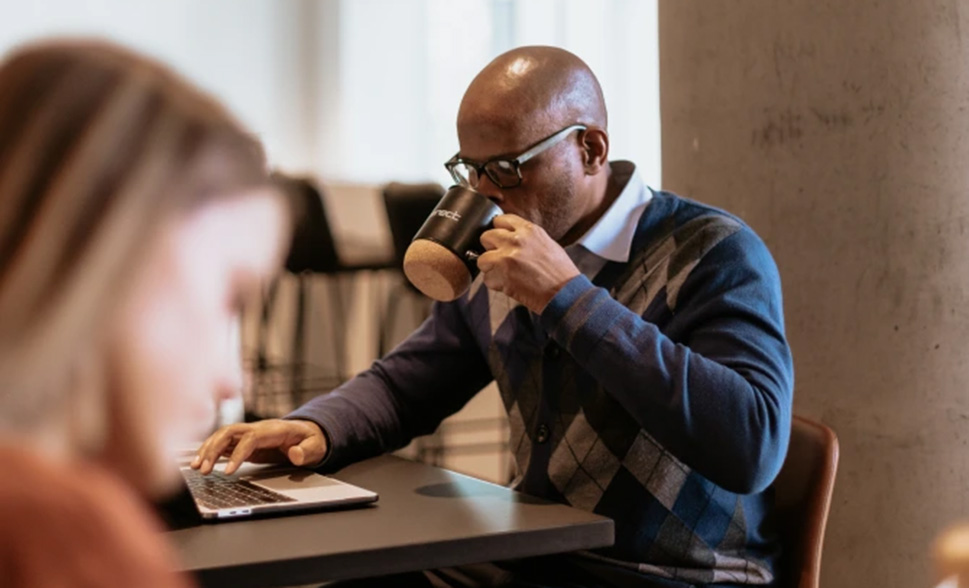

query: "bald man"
xmin=194 ymin=47 xmax=793 ymax=588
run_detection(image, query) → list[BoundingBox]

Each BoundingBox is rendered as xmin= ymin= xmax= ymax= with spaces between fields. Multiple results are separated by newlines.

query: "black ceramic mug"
xmin=402 ymin=185 xmax=503 ymax=301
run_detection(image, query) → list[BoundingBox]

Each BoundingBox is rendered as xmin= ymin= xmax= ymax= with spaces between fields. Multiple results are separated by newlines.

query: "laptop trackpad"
xmin=248 ymin=469 xmax=337 ymax=489
xmin=245 ymin=470 xmax=362 ymax=500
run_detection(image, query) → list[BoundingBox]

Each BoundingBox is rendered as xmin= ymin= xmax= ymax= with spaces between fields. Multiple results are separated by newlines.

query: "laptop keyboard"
xmin=182 ymin=468 xmax=297 ymax=510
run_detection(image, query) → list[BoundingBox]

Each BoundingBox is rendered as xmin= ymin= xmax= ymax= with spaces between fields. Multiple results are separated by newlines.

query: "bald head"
xmin=458 ymin=46 xmax=607 ymax=141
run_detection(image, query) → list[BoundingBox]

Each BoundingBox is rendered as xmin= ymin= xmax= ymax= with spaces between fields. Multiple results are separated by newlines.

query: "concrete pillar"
xmin=659 ymin=2 xmax=969 ymax=587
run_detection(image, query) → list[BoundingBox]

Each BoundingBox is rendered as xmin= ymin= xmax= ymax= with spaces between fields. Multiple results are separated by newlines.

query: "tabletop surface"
xmin=165 ymin=454 xmax=615 ymax=587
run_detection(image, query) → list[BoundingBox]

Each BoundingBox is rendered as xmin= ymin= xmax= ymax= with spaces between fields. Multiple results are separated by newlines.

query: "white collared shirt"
xmin=565 ymin=161 xmax=652 ymax=280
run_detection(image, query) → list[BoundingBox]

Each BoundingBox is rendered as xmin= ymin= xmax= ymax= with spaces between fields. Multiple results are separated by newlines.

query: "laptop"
xmin=179 ymin=460 xmax=378 ymax=520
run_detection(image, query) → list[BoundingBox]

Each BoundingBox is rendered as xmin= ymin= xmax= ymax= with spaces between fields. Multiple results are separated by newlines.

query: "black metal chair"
xmin=378 ymin=182 xmax=445 ymax=353
xmin=249 ymin=175 xmax=393 ymax=418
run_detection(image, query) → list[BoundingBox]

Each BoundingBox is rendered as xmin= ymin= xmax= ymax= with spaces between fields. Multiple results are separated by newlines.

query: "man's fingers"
xmin=200 ymin=437 xmax=233 ymax=474
xmin=492 ymin=213 xmax=526 ymax=230
xmin=194 ymin=428 xmax=232 ymax=473
xmin=480 ymin=229 xmax=499 ymax=251
xmin=476 ymin=250 xmax=500 ymax=273
xmin=481 ymin=267 xmax=505 ymax=292
xmin=287 ymin=433 xmax=327 ymax=467
xmin=193 ymin=432 xmax=219 ymax=467
xmin=193 ymin=424 xmax=248 ymax=473
xmin=480 ymin=227 xmax=516 ymax=251
xmin=224 ymin=432 xmax=258 ymax=475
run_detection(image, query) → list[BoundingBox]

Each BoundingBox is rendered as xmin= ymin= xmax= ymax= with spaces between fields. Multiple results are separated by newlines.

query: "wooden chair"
xmin=772 ymin=415 xmax=840 ymax=588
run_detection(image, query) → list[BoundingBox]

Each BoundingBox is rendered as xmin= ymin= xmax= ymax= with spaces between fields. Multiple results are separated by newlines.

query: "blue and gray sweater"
xmin=290 ymin=190 xmax=794 ymax=586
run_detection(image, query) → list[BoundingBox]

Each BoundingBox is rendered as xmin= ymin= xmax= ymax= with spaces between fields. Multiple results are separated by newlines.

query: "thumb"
xmin=287 ymin=434 xmax=327 ymax=467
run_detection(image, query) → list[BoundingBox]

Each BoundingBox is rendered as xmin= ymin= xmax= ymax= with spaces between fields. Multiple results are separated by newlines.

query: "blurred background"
xmin=0 ymin=0 xmax=661 ymax=185
xmin=7 ymin=1 xmax=969 ymax=588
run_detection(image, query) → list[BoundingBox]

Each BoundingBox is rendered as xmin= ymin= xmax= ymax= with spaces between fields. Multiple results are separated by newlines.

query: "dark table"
xmin=165 ymin=455 xmax=615 ymax=587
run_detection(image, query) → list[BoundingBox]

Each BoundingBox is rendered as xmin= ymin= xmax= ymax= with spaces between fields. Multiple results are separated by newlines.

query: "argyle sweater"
xmin=289 ymin=190 xmax=794 ymax=586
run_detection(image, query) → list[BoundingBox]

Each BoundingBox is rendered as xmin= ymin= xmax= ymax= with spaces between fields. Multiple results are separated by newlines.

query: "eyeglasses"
xmin=444 ymin=124 xmax=587 ymax=190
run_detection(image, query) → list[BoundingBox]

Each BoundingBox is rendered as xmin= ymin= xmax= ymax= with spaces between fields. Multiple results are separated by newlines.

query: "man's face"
xmin=456 ymin=118 xmax=586 ymax=243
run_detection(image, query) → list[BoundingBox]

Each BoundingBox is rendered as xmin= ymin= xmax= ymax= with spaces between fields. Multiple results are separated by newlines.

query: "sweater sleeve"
xmin=287 ymin=297 xmax=494 ymax=471
xmin=539 ymin=228 xmax=793 ymax=494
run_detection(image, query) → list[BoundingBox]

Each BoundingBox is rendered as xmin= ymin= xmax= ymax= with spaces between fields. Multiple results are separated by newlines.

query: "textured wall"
xmin=659 ymin=2 xmax=969 ymax=587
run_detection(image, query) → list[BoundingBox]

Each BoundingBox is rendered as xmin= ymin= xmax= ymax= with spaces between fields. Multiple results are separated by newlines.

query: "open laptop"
xmin=179 ymin=460 xmax=378 ymax=521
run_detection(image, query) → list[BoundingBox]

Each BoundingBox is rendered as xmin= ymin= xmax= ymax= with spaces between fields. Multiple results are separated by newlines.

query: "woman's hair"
xmin=0 ymin=39 xmax=273 ymax=427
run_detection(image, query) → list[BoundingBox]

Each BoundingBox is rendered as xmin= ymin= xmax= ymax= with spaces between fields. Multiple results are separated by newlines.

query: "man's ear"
xmin=580 ymin=127 xmax=609 ymax=174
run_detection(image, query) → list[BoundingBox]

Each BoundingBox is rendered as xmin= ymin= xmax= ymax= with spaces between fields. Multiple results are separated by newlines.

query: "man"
xmin=193 ymin=46 xmax=793 ymax=587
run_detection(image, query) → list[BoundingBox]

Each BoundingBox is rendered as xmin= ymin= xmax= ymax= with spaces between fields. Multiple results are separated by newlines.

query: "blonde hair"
xmin=0 ymin=40 xmax=272 ymax=429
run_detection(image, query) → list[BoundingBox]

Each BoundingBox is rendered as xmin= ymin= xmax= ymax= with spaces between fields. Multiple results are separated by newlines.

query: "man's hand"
xmin=190 ymin=419 xmax=327 ymax=475
xmin=477 ymin=214 xmax=581 ymax=313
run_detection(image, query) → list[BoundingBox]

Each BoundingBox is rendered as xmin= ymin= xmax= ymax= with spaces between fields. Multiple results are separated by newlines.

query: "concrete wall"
xmin=659 ymin=2 xmax=969 ymax=587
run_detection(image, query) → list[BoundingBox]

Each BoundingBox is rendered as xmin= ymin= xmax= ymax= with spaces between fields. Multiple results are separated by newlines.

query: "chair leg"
xmin=257 ymin=278 xmax=281 ymax=372
xmin=371 ymin=271 xmax=390 ymax=358
xmin=325 ymin=275 xmax=347 ymax=383
xmin=290 ymin=273 xmax=308 ymax=412
xmin=379 ymin=279 xmax=405 ymax=357
xmin=247 ymin=279 xmax=282 ymax=419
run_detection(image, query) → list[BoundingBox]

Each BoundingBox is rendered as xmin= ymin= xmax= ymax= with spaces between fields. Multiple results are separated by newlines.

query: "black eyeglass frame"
xmin=444 ymin=124 xmax=588 ymax=189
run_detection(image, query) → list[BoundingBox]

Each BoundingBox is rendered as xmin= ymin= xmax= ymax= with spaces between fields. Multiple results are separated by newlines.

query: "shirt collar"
xmin=569 ymin=161 xmax=652 ymax=264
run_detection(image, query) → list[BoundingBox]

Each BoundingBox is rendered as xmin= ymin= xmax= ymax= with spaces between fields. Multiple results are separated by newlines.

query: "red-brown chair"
xmin=773 ymin=415 xmax=840 ymax=588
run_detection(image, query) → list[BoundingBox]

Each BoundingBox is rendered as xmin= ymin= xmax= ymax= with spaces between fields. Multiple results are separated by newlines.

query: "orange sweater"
xmin=0 ymin=446 xmax=194 ymax=588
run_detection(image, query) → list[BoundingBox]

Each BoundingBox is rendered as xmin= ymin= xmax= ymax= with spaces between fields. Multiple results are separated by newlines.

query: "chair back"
xmin=772 ymin=415 xmax=839 ymax=588
xmin=381 ymin=182 xmax=445 ymax=267
xmin=274 ymin=174 xmax=340 ymax=274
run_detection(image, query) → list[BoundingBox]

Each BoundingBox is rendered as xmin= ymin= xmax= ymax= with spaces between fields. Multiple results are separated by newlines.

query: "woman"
xmin=0 ymin=40 xmax=290 ymax=586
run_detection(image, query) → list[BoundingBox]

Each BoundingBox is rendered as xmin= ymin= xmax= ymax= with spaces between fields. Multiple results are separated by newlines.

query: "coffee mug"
xmin=402 ymin=185 xmax=503 ymax=301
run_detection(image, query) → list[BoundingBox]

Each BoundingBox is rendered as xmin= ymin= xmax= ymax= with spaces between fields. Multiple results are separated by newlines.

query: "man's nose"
xmin=471 ymin=174 xmax=503 ymax=205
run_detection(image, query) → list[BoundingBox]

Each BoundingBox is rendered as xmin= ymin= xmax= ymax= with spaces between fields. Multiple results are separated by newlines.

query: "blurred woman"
xmin=0 ymin=40 xmax=290 ymax=586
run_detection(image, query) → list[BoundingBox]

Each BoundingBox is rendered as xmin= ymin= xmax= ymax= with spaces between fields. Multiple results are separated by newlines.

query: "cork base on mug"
xmin=402 ymin=239 xmax=472 ymax=302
